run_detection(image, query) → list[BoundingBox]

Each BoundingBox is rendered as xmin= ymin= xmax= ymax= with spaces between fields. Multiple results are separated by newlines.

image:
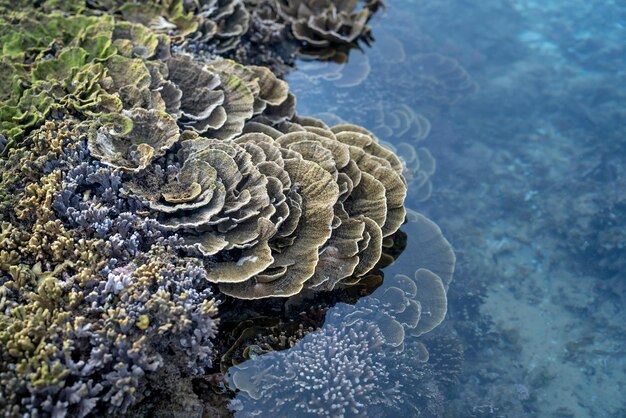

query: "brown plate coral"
xmin=0 ymin=3 xmax=458 ymax=417
xmin=275 ymin=0 xmax=382 ymax=60
xmin=121 ymin=117 xmax=408 ymax=299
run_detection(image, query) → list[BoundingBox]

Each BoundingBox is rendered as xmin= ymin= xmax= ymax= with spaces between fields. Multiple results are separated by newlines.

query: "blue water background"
xmin=231 ymin=1 xmax=626 ymax=416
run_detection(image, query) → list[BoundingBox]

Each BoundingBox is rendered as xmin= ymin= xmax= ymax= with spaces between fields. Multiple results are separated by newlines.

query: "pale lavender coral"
xmin=52 ymin=161 xmax=126 ymax=224
xmin=2 ymin=254 xmax=219 ymax=417
xmin=228 ymin=308 xmax=403 ymax=417
xmin=51 ymin=159 xmax=180 ymax=259
xmin=228 ymin=296 xmax=450 ymax=417
xmin=103 ymin=265 xmax=134 ymax=295
xmin=51 ymin=156 xmax=188 ymax=265
xmin=102 ymin=363 xmax=146 ymax=413
xmin=60 ymin=380 xmax=103 ymax=418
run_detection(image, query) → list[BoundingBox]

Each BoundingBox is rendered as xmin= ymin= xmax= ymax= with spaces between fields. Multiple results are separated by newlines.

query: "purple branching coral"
xmin=0 ymin=122 xmax=220 ymax=417
xmin=51 ymin=152 xmax=176 ymax=261
xmin=227 ymin=303 xmax=448 ymax=418
xmin=0 ymin=244 xmax=220 ymax=417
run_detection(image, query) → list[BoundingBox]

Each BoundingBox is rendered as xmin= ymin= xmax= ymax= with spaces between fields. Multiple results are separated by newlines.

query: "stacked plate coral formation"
xmin=0 ymin=1 xmax=452 ymax=417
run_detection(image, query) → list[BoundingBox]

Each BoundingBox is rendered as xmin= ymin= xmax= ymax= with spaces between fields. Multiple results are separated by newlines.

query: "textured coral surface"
xmin=0 ymin=2 xmax=457 ymax=417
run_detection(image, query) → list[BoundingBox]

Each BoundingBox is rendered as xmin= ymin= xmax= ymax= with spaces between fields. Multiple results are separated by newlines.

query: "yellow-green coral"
xmin=0 ymin=13 xmax=169 ymax=148
xmin=0 ymin=119 xmax=220 ymax=416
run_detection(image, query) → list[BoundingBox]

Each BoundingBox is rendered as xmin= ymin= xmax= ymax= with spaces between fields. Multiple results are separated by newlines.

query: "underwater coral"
xmin=226 ymin=211 xmax=458 ymax=417
xmin=0 ymin=2 xmax=457 ymax=416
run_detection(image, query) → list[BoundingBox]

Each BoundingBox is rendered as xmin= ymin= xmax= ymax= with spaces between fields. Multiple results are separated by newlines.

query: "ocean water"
xmin=229 ymin=1 xmax=626 ymax=417
xmin=0 ymin=0 xmax=626 ymax=418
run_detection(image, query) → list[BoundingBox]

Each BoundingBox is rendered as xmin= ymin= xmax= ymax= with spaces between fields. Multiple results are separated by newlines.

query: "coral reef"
xmin=0 ymin=120 xmax=220 ymax=416
xmin=226 ymin=309 xmax=449 ymax=417
xmin=0 ymin=2 xmax=460 ymax=416
xmin=226 ymin=210 xmax=458 ymax=416
xmin=118 ymin=0 xmax=250 ymax=53
xmin=314 ymin=108 xmax=436 ymax=203
xmin=0 ymin=11 xmax=174 ymax=146
xmin=228 ymin=315 xmax=403 ymax=417
xmin=0 ymin=0 xmax=386 ymax=77
xmin=229 ymin=0 xmax=295 ymax=77
xmin=227 ymin=0 xmax=386 ymax=75
xmin=120 ymin=118 xmax=407 ymax=299
xmin=274 ymin=0 xmax=381 ymax=61
xmin=36 ymin=0 xmax=252 ymax=53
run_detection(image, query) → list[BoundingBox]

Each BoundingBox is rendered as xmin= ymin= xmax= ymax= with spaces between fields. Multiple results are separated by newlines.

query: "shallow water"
xmin=230 ymin=1 xmax=626 ymax=416
xmin=0 ymin=0 xmax=626 ymax=418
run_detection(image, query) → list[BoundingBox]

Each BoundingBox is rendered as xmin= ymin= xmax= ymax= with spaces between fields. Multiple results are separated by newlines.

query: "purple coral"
xmin=51 ymin=156 xmax=181 ymax=258
xmin=227 ymin=299 xmax=451 ymax=417
xmin=1 ymin=139 xmax=219 ymax=417
xmin=228 ymin=314 xmax=401 ymax=417
xmin=0 ymin=251 xmax=220 ymax=417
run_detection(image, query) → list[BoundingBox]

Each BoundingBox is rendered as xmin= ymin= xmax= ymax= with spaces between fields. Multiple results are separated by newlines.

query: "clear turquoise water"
xmin=229 ymin=1 xmax=626 ymax=417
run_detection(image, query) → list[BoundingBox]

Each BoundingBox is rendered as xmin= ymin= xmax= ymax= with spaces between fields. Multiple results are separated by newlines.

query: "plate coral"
xmin=0 ymin=1 xmax=456 ymax=416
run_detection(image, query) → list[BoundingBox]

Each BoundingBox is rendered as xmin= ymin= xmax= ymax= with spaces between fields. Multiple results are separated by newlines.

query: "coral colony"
xmin=0 ymin=1 xmax=456 ymax=416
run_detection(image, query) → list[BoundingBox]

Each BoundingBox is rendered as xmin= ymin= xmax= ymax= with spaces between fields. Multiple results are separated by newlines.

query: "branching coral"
xmin=0 ymin=244 xmax=219 ymax=416
xmin=228 ymin=316 xmax=401 ymax=417
xmin=0 ymin=12 xmax=403 ymax=301
xmin=0 ymin=119 xmax=220 ymax=416
xmin=227 ymin=298 xmax=448 ymax=417
xmin=2 ymin=7 xmax=408 ymax=301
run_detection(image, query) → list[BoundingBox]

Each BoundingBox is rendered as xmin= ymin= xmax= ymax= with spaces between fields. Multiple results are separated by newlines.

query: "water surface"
xmin=231 ymin=1 xmax=626 ymax=416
